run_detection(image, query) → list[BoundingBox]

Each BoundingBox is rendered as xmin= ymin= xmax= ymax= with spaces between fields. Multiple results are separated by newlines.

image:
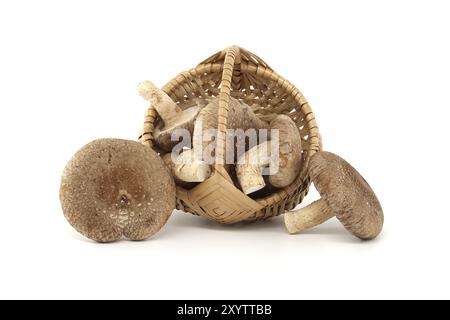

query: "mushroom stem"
xmin=163 ymin=150 xmax=211 ymax=183
xmin=236 ymin=141 xmax=272 ymax=194
xmin=284 ymin=199 xmax=334 ymax=234
xmin=137 ymin=80 xmax=181 ymax=122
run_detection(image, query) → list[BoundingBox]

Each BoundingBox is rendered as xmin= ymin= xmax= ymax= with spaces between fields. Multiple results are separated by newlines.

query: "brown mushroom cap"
xmin=309 ymin=151 xmax=384 ymax=240
xmin=60 ymin=138 xmax=176 ymax=242
xmin=268 ymin=114 xmax=302 ymax=188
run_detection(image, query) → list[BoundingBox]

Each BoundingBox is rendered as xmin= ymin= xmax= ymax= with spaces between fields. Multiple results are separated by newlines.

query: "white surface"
xmin=0 ymin=0 xmax=449 ymax=299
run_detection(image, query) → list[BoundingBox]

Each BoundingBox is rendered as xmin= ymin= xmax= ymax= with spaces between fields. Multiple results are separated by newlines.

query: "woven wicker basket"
xmin=140 ymin=46 xmax=321 ymax=224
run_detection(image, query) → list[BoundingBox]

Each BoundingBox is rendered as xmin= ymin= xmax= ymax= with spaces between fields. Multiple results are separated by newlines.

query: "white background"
xmin=1 ymin=0 xmax=449 ymax=299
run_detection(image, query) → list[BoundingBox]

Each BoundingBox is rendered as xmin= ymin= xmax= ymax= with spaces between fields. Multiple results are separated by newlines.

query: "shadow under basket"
xmin=140 ymin=46 xmax=321 ymax=224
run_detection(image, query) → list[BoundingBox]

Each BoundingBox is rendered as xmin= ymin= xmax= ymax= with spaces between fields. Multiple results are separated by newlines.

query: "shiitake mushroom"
xmin=60 ymin=138 xmax=175 ymax=242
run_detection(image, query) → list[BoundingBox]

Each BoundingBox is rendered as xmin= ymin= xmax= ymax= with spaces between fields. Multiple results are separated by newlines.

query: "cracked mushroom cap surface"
xmin=309 ymin=151 xmax=384 ymax=240
xmin=60 ymin=138 xmax=176 ymax=242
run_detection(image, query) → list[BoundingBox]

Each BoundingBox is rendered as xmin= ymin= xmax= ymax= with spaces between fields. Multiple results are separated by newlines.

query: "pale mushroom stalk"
xmin=138 ymin=80 xmax=206 ymax=152
xmin=163 ymin=149 xmax=211 ymax=183
xmin=284 ymin=199 xmax=334 ymax=234
xmin=137 ymin=80 xmax=181 ymax=122
xmin=284 ymin=151 xmax=384 ymax=240
xmin=235 ymin=115 xmax=302 ymax=195
xmin=236 ymin=141 xmax=272 ymax=194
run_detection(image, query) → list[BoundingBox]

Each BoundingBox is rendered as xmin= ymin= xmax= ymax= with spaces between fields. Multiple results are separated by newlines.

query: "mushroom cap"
xmin=309 ymin=151 xmax=384 ymax=240
xmin=60 ymin=138 xmax=176 ymax=242
xmin=268 ymin=114 xmax=302 ymax=188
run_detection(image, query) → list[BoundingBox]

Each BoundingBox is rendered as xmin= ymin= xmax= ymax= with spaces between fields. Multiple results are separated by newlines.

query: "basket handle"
xmin=214 ymin=46 xmax=241 ymax=174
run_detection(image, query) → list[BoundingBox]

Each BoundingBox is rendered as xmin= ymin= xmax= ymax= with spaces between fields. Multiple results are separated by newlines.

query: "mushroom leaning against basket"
xmin=60 ymin=138 xmax=176 ymax=243
xmin=137 ymin=80 xmax=209 ymax=152
xmin=236 ymin=115 xmax=302 ymax=194
xmin=284 ymin=151 xmax=384 ymax=240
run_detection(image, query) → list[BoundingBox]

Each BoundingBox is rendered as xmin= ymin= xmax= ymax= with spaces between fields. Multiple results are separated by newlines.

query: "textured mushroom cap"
xmin=309 ymin=151 xmax=384 ymax=240
xmin=60 ymin=139 xmax=176 ymax=242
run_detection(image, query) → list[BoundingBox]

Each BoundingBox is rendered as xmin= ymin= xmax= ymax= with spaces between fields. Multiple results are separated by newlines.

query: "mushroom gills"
xmin=138 ymin=80 xmax=209 ymax=152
